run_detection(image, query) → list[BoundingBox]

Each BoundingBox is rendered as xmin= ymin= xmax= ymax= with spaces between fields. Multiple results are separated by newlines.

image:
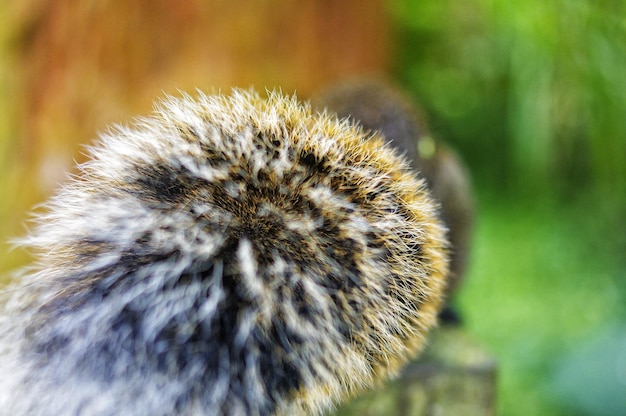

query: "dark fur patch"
xmin=131 ymin=164 xmax=203 ymax=206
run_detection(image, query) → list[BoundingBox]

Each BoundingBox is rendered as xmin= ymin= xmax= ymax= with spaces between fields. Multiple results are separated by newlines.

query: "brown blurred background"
xmin=0 ymin=0 xmax=390 ymax=272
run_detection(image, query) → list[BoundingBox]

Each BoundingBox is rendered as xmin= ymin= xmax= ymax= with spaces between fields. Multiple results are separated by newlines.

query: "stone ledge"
xmin=331 ymin=326 xmax=497 ymax=416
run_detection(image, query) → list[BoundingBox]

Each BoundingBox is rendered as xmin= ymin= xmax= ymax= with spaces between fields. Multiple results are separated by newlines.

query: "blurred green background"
xmin=391 ymin=1 xmax=625 ymax=415
xmin=0 ymin=1 xmax=624 ymax=415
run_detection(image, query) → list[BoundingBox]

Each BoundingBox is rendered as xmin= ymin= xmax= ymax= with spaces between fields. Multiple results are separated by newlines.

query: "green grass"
xmin=457 ymin=192 xmax=625 ymax=416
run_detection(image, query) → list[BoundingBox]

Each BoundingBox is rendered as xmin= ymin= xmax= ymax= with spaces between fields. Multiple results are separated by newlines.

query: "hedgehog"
xmin=312 ymin=79 xmax=474 ymax=310
xmin=0 ymin=89 xmax=449 ymax=416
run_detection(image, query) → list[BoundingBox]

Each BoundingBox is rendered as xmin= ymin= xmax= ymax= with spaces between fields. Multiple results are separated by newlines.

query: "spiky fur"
xmin=0 ymin=90 xmax=448 ymax=416
xmin=313 ymin=79 xmax=474 ymax=301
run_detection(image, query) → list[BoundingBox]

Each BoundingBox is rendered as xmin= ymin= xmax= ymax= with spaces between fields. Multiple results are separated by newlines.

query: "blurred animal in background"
xmin=313 ymin=79 xmax=475 ymax=322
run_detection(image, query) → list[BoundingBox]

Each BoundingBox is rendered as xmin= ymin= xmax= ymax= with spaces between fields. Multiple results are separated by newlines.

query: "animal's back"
xmin=0 ymin=90 xmax=448 ymax=416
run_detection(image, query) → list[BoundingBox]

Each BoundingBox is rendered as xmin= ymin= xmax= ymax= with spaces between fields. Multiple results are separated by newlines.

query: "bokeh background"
xmin=0 ymin=1 xmax=624 ymax=415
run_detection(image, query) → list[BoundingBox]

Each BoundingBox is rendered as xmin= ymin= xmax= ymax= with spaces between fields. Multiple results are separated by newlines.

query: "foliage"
xmin=391 ymin=1 xmax=626 ymax=415
xmin=392 ymin=0 xmax=626 ymax=201
xmin=457 ymin=193 xmax=625 ymax=416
